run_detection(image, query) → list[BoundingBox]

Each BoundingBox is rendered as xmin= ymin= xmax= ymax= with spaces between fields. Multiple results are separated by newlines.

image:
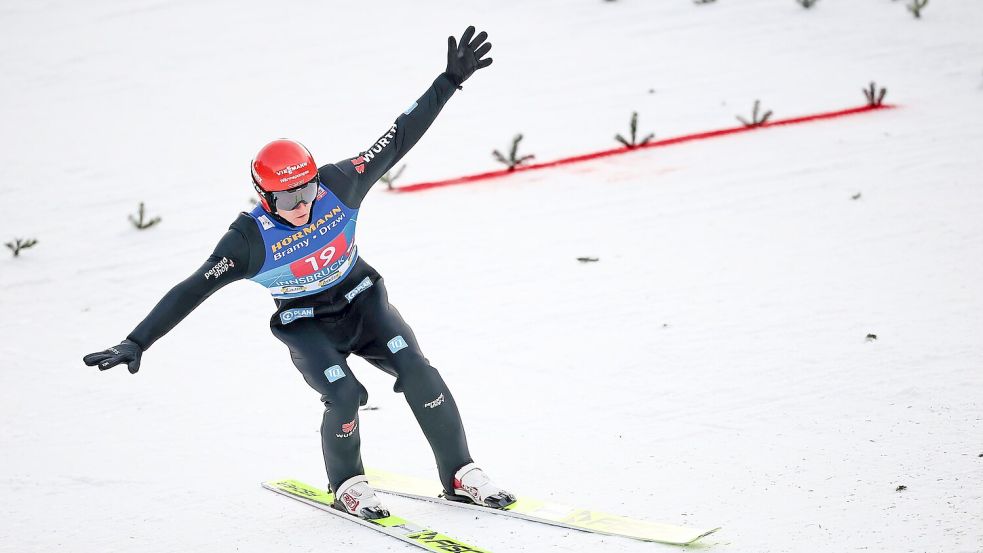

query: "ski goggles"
xmin=270 ymin=177 xmax=319 ymax=211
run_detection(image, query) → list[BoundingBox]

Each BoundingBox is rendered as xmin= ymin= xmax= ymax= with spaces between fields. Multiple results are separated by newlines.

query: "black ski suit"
xmin=126 ymin=72 xmax=472 ymax=493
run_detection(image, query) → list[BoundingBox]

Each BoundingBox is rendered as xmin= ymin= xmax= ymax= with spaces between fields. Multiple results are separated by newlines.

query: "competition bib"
xmin=247 ymin=185 xmax=359 ymax=299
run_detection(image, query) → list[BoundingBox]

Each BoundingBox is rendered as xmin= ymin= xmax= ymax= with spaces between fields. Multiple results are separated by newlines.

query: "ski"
xmin=262 ymin=478 xmax=493 ymax=553
xmin=365 ymin=468 xmax=721 ymax=546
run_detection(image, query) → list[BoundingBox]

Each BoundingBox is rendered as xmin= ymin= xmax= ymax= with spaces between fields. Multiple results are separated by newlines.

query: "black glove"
xmin=445 ymin=25 xmax=493 ymax=88
xmin=83 ymin=339 xmax=143 ymax=374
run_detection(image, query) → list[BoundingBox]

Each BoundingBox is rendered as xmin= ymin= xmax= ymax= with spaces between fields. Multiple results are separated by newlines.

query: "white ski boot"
xmin=445 ymin=463 xmax=516 ymax=509
xmin=333 ymin=475 xmax=390 ymax=520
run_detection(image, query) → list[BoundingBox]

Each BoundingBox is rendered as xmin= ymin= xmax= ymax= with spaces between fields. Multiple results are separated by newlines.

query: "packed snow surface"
xmin=1 ymin=1 xmax=981 ymax=552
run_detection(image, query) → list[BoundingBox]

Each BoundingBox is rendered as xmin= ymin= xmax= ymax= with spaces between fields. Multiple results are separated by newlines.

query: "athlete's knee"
xmin=319 ymin=372 xmax=368 ymax=408
xmin=392 ymin=361 xmax=445 ymax=395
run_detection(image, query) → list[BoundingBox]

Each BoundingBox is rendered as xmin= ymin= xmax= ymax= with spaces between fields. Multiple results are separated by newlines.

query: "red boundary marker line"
xmin=391 ymin=104 xmax=896 ymax=194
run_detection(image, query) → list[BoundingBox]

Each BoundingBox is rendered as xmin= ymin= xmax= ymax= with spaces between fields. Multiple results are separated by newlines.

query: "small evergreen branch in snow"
xmin=5 ymin=237 xmax=38 ymax=257
xmin=895 ymin=485 xmax=907 ymax=492
xmin=907 ymin=0 xmax=927 ymax=18
xmin=381 ymin=164 xmax=407 ymax=190
xmin=615 ymin=112 xmax=655 ymax=149
xmin=863 ymin=82 xmax=888 ymax=107
xmin=577 ymin=257 xmax=599 ymax=263
xmin=796 ymin=0 xmax=819 ymax=8
xmin=492 ymin=134 xmax=536 ymax=172
xmin=693 ymin=0 xmax=717 ymax=4
xmin=129 ymin=202 xmax=161 ymax=230
xmin=736 ymin=100 xmax=773 ymax=128
xmin=852 ymin=192 xmax=862 ymax=200
xmin=866 ymin=333 xmax=878 ymax=342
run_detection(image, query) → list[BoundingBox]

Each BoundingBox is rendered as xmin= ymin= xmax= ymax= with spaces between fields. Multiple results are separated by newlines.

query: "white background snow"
xmin=1 ymin=1 xmax=981 ymax=551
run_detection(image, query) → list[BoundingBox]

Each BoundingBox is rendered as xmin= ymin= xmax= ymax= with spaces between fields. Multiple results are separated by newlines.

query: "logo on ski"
xmin=561 ymin=509 xmax=636 ymax=533
xmin=406 ymin=531 xmax=487 ymax=552
xmin=275 ymin=480 xmax=320 ymax=499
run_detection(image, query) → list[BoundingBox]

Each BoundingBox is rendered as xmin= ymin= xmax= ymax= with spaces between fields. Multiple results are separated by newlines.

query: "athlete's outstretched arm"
xmin=321 ymin=26 xmax=493 ymax=208
xmin=82 ymin=226 xmax=253 ymax=373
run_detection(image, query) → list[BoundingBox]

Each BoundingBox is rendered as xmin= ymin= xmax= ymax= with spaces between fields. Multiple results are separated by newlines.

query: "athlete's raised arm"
xmin=82 ymin=220 xmax=257 ymax=373
xmin=321 ymin=25 xmax=493 ymax=208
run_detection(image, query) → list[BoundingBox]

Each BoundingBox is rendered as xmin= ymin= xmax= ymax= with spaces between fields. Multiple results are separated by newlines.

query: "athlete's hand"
xmin=445 ymin=25 xmax=493 ymax=88
xmin=83 ymin=339 xmax=143 ymax=374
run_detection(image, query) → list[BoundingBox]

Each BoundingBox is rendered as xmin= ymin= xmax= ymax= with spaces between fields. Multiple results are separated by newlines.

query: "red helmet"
xmin=251 ymin=139 xmax=318 ymax=212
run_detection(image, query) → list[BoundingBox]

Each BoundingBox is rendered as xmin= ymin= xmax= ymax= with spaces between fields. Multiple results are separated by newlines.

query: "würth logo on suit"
xmin=350 ymin=123 xmax=397 ymax=174
xmin=336 ymin=418 xmax=358 ymax=438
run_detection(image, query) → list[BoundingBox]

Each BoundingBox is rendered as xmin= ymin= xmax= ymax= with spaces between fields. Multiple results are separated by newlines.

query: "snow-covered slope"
xmin=1 ymin=1 xmax=981 ymax=552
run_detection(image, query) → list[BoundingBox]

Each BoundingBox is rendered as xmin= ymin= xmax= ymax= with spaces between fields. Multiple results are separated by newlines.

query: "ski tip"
xmin=685 ymin=526 xmax=722 ymax=544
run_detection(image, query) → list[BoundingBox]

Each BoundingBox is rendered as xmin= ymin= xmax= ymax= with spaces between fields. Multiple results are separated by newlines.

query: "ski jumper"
xmin=126 ymin=73 xmax=472 ymax=493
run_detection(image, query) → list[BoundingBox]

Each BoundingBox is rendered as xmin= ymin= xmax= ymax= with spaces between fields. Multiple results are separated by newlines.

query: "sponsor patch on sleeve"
xmin=204 ymin=257 xmax=235 ymax=280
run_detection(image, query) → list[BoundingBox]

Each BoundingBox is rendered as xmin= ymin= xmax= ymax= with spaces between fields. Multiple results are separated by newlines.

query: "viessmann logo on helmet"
xmin=276 ymin=161 xmax=311 ymax=184
xmin=275 ymin=161 xmax=309 ymax=176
